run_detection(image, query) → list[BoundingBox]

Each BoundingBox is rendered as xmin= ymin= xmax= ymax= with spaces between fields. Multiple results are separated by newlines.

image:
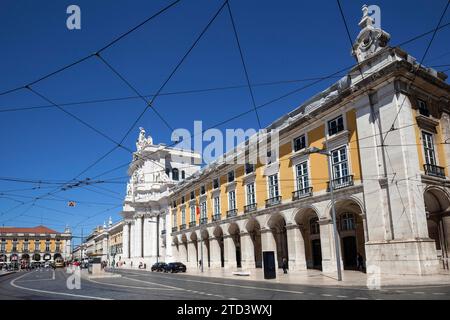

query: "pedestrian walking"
xmin=282 ymin=258 xmax=288 ymax=274
xmin=357 ymin=252 xmax=364 ymax=271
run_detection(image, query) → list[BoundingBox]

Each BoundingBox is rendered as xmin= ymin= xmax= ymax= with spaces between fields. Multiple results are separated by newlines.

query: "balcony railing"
xmin=292 ymin=187 xmax=313 ymax=200
xmin=189 ymin=221 xmax=196 ymax=228
xmin=179 ymin=224 xmax=186 ymax=231
xmin=172 ymin=226 xmax=178 ymax=233
xmin=424 ymin=164 xmax=446 ymax=179
xmin=212 ymin=214 xmax=221 ymax=222
xmin=227 ymin=208 xmax=237 ymax=218
xmin=265 ymin=196 xmax=282 ymax=208
xmin=200 ymin=217 xmax=208 ymax=225
xmin=244 ymin=203 xmax=257 ymax=213
xmin=327 ymin=175 xmax=354 ymax=191
xmin=161 ymin=229 xmax=166 ymax=235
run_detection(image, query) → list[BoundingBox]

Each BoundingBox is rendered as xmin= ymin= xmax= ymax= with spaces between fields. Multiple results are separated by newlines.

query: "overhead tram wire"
xmin=0 ymin=0 xmax=182 ymax=97
xmin=2 ymin=9 xmax=450 ymax=222
xmin=226 ymin=1 xmax=262 ymax=129
xmin=382 ymin=0 xmax=450 ymax=143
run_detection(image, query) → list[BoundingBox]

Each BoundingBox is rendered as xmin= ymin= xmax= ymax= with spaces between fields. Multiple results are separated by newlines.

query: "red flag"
xmin=196 ymin=203 xmax=200 ymax=216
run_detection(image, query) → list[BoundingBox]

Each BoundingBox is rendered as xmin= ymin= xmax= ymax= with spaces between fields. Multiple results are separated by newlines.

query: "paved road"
xmin=1 ymin=268 xmax=449 ymax=300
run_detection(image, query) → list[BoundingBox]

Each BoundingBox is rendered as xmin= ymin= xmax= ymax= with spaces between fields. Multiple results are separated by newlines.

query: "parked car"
xmin=151 ymin=262 xmax=167 ymax=272
xmin=164 ymin=262 xmax=186 ymax=273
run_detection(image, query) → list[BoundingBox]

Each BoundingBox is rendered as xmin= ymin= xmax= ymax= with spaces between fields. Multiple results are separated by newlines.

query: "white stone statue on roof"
xmin=136 ymin=127 xmax=153 ymax=151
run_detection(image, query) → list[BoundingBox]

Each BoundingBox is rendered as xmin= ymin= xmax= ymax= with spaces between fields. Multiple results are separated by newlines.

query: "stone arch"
xmin=227 ymin=222 xmax=242 ymax=268
xmin=331 ymin=198 xmax=366 ymax=271
xmin=294 ymin=206 xmax=322 ymax=269
xmin=200 ymin=228 xmax=210 ymax=268
xmin=245 ymin=218 xmax=262 ymax=268
xmin=424 ymin=186 xmax=450 ymax=269
xmin=179 ymin=233 xmax=188 ymax=263
xmin=213 ymin=226 xmax=225 ymax=268
xmin=267 ymin=213 xmax=289 ymax=268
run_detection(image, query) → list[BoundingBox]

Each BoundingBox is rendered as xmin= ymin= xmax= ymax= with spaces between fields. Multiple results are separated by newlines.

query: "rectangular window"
xmin=268 ymin=174 xmax=279 ymax=199
xmin=173 ymin=210 xmax=177 ymax=228
xmin=200 ymin=201 xmax=207 ymax=220
xmin=190 ymin=191 xmax=195 ymax=200
xmin=246 ymin=183 xmax=256 ymax=205
xmin=228 ymin=190 xmax=236 ymax=210
xmin=172 ymin=168 xmax=179 ymax=181
xmin=422 ymin=132 xmax=436 ymax=165
xmin=293 ymin=135 xmax=306 ymax=152
xmin=331 ymin=147 xmax=349 ymax=183
xmin=213 ymin=196 xmax=220 ymax=216
xmin=328 ymin=115 xmax=344 ymax=136
xmin=181 ymin=207 xmax=186 ymax=225
xmin=296 ymin=161 xmax=309 ymax=191
xmin=45 ymin=242 xmax=50 ymax=252
xmin=23 ymin=242 xmax=29 ymax=251
xmin=227 ymin=171 xmax=235 ymax=183
xmin=0 ymin=242 xmax=5 ymax=252
xmin=181 ymin=170 xmax=185 ymax=180
xmin=213 ymin=178 xmax=219 ymax=189
xmin=181 ymin=196 xmax=185 ymax=204
xmin=245 ymin=163 xmax=254 ymax=175
xmin=190 ymin=205 xmax=196 ymax=224
xmin=200 ymin=185 xmax=206 ymax=195
xmin=418 ymin=99 xmax=430 ymax=117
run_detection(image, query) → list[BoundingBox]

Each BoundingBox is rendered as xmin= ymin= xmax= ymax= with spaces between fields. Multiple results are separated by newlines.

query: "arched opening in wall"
xmin=190 ymin=233 xmax=199 ymax=267
xmin=335 ymin=199 xmax=366 ymax=271
xmin=213 ymin=226 xmax=225 ymax=268
xmin=228 ymin=223 xmax=242 ymax=268
xmin=200 ymin=229 xmax=210 ymax=268
xmin=295 ymin=208 xmax=322 ymax=270
xmin=246 ymin=218 xmax=262 ymax=268
xmin=268 ymin=214 xmax=288 ymax=269
xmin=0 ymin=254 xmax=7 ymax=262
xmin=424 ymin=187 xmax=450 ymax=270
xmin=181 ymin=234 xmax=188 ymax=262
xmin=21 ymin=254 xmax=30 ymax=263
xmin=10 ymin=254 xmax=18 ymax=262
xmin=53 ymin=253 xmax=62 ymax=260
xmin=33 ymin=253 xmax=41 ymax=261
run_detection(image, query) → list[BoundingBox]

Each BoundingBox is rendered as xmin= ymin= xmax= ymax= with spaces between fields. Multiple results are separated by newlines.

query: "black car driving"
xmin=151 ymin=262 xmax=167 ymax=272
xmin=164 ymin=262 xmax=186 ymax=273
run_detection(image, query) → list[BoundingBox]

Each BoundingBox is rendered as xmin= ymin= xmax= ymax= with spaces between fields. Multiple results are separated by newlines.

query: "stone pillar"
xmin=223 ymin=235 xmax=236 ymax=269
xmin=209 ymin=236 xmax=222 ymax=268
xmin=187 ymin=240 xmax=197 ymax=269
xmin=260 ymin=228 xmax=277 ymax=269
xmin=240 ymin=232 xmax=255 ymax=269
xmin=180 ymin=242 xmax=188 ymax=265
xmin=286 ymin=225 xmax=307 ymax=271
xmin=102 ymin=237 xmax=108 ymax=262
xmin=319 ymin=219 xmax=343 ymax=275
xmin=129 ymin=222 xmax=135 ymax=259
xmin=143 ymin=216 xmax=153 ymax=259
xmin=122 ymin=223 xmax=130 ymax=259
xmin=135 ymin=215 xmax=143 ymax=258
xmin=149 ymin=216 xmax=157 ymax=259
xmin=443 ymin=216 xmax=450 ymax=258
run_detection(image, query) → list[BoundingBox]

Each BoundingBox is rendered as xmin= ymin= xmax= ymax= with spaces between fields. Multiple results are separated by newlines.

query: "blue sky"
xmin=0 ymin=0 xmax=449 ymax=245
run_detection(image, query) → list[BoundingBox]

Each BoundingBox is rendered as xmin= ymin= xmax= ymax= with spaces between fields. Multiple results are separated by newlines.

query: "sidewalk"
xmin=175 ymin=267 xmax=450 ymax=288
xmin=0 ymin=270 xmax=15 ymax=277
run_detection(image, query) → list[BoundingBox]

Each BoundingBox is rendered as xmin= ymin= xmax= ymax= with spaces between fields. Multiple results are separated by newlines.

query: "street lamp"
xmin=305 ymin=146 xmax=343 ymax=281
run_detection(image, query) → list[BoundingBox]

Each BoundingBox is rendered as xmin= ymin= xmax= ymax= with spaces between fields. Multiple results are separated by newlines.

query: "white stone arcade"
xmin=120 ymin=128 xmax=201 ymax=268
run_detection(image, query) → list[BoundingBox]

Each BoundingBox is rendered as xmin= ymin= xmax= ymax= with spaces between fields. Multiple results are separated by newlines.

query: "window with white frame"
xmin=246 ymin=182 xmax=256 ymax=205
xmin=181 ymin=207 xmax=186 ymax=225
xmin=331 ymin=147 xmax=349 ymax=184
xmin=1 ymin=239 xmax=6 ymax=252
xmin=173 ymin=210 xmax=177 ymax=228
xmin=295 ymin=161 xmax=309 ymax=192
xmin=213 ymin=196 xmax=220 ymax=216
xmin=293 ymin=135 xmax=306 ymax=152
xmin=227 ymin=171 xmax=235 ymax=183
xmin=200 ymin=201 xmax=207 ymax=220
xmin=245 ymin=163 xmax=255 ymax=175
xmin=190 ymin=204 xmax=196 ymax=224
xmin=422 ymin=132 xmax=436 ymax=166
xmin=418 ymin=99 xmax=430 ymax=117
xmin=310 ymin=217 xmax=320 ymax=235
xmin=328 ymin=115 xmax=344 ymax=136
xmin=268 ymin=174 xmax=279 ymax=199
xmin=340 ymin=213 xmax=355 ymax=231
xmin=228 ymin=190 xmax=236 ymax=210
xmin=213 ymin=178 xmax=219 ymax=189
